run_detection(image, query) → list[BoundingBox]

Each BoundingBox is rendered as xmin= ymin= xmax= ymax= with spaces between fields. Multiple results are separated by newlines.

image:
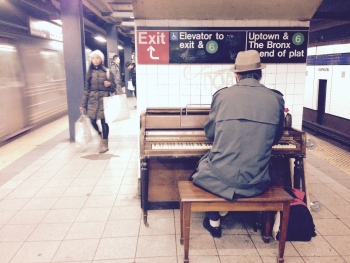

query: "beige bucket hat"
xmin=231 ymin=50 xmax=266 ymax=73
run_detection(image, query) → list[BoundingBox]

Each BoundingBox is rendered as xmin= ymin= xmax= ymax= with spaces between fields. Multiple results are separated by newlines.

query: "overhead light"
xmin=49 ymin=41 xmax=63 ymax=49
xmin=111 ymin=12 xmax=134 ymax=18
xmin=0 ymin=44 xmax=16 ymax=52
xmin=94 ymin=36 xmax=107 ymax=42
xmin=30 ymin=18 xmax=63 ymax=41
xmin=52 ymin=19 xmax=62 ymax=25
xmin=130 ymin=16 xmax=134 ymax=19
xmin=121 ymin=21 xmax=135 ymax=27
xmin=118 ymin=45 xmax=123 ymax=50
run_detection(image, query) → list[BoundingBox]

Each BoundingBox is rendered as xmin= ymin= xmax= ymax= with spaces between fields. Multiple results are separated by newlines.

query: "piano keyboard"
xmin=151 ymin=142 xmax=212 ymax=150
xmin=151 ymin=142 xmax=297 ymax=150
xmin=272 ymin=142 xmax=297 ymax=149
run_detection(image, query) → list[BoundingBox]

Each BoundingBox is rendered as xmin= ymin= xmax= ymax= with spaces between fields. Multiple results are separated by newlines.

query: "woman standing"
xmin=80 ymin=50 xmax=116 ymax=153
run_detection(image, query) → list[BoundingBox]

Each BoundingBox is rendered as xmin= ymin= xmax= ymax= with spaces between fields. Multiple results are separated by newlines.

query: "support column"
xmin=60 ymin=0 xmax=86 ymax=141
xmin=123 ymin=37 xmax=133 ymax=97
xmin=106 ymin=24 xmax=119 ymax=66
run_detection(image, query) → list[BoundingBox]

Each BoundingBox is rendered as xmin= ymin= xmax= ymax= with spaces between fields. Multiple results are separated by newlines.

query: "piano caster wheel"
xmin=310 ymin=201 xmax=322 ymax=212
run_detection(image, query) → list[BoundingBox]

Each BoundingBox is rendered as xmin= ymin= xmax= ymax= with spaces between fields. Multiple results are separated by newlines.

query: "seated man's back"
xmin=191 ymin=50 xmax=285 ymax=238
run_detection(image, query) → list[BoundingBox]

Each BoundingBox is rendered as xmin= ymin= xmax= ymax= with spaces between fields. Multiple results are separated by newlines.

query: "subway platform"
xmin=0 ymin=97 xmax=350 ymax=263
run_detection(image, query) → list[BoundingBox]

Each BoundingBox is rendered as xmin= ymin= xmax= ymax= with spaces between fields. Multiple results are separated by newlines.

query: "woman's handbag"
xmin=103 ymin=93 xmax=130 ymax=123
xmin=75 ymin=113 xmax=92 ymax=147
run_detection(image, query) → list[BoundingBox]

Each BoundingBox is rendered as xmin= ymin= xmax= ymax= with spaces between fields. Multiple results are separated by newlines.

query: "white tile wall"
xmin=157 ymin=20 xmax=169 ymax=27
xmin=134 ymin=19 xmax=309 ymax=130
xmin=246 ymin=20 xmax=258 ymax=27
xmin=168 ymin=20 xmax=180 ymax=27
xmin=304 ymin=62 xmax=350 ymax=120
xmin=257 ymin=20 xmax=269 ymax=27
xmin=235 ymin=20 xmax=247 ymax=27
xmin=333 ymin=43 xmax=350 ymax=54
xmin=145 ymin=20 xmax=157 ymax=26
xmin=190 ymin=20 xmax=202 ymax=27
xmin=201 ymin=20 xmax=213 ymax=27
xmin=268 ymin=20 xmax=280 ymax=27
xmin=280 ymin=20 xmax=291 ymax=27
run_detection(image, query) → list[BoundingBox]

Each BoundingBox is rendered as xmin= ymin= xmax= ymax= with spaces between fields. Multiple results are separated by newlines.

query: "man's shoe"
xmin=203 ymin=217 xmax=221 ymax=238
xmin=220 ymin=211 xmax=229 ymax=222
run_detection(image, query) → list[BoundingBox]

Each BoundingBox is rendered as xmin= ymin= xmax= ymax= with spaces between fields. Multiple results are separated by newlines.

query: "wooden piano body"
xmin=140 ymin=107 xmax=307 ymax=226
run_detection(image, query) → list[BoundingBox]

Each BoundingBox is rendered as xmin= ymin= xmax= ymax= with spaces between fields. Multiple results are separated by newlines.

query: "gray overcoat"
xmin=191 ymin=78 xmax=285 ymax=200
xmin=110 ymin=63 xmax=124 ymax=94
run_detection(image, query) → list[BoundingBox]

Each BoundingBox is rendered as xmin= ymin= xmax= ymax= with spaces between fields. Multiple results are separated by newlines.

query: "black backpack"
xmin=276 ymin=187 xmax=317 ymax=242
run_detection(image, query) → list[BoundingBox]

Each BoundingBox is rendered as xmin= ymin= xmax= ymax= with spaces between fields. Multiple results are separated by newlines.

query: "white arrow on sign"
xmin=147 ymin=46 xmax=159 ymax=60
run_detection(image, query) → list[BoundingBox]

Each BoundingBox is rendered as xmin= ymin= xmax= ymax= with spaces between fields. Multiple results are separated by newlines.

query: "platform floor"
xmin=0 ymin=98 xmax=350 ymax=263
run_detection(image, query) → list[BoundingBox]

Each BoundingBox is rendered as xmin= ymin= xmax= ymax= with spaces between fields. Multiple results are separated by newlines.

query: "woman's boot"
xmin=99 ymin=139 xmax=109 ymax=153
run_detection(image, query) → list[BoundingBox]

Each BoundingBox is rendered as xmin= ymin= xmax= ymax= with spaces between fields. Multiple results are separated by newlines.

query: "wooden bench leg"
xmin=180 ymin=201 xmax=184 ymax=245
xmin=263 ymin=211 xmax=271 ymax=243
xmin=182 ymin=202 xmax=191 ymax=263
xmin=277 ymin=202 xmax=291 ymax=263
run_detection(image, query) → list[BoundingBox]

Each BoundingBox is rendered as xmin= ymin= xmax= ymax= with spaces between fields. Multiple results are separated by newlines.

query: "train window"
xmin=40 ymin=50 xmax=65 ymax=81
xmin=0 ymin=44 xmax=23 ymax=87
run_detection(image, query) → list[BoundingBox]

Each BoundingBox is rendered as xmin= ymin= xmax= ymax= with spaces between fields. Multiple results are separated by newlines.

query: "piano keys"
xmin=150 ymin=140 xmax=298 ymax=150
xmin=140 ymin=107 xmax=307 ymax=226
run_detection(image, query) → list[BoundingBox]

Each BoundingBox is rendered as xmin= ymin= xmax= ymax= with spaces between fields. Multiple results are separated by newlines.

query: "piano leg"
xmin=293 ymin=157 xmax=304 ymax=190
xmin=141 ymin=160 xmax=149 ymax=227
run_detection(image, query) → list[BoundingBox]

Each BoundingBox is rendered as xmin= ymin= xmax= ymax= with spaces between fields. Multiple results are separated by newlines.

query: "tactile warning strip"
xmin=306 ymin=133 xmax=350 ymax=175
xmin=0 ymin=116 xmax=69 ymax=171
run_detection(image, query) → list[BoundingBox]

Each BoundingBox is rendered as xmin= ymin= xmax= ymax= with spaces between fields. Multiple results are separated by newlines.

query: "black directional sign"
xmin=246 ymin=30 xmax=308 ymax=63
xmin=137 ymin=27 xmax=309 ymax=64
xmin=169 ymin=31 xmax=246 ymax=63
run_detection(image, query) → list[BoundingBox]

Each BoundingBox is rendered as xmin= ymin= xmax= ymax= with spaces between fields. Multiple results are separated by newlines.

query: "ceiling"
xmin=19 ymin=0 xmax=350 ymax=47
xmin=132 ymin=0 xmax=322 ymax=20
xmin=80 ymin=0 xmax=350 ymax=46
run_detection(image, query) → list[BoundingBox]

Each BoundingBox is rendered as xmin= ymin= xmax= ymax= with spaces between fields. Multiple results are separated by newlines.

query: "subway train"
xmin=0 ymin=35 xmax=92 ymax=143
xmin=0 ymin=36 xmax=66 ymax=142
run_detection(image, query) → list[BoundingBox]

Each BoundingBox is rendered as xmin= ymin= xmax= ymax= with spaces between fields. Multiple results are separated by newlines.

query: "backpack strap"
xmin=291 ymin=188 xmax=306 ymax=201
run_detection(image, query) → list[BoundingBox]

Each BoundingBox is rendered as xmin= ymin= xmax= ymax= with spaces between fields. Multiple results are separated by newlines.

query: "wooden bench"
xmin=178 ymin=181 xmax=294 ymax=263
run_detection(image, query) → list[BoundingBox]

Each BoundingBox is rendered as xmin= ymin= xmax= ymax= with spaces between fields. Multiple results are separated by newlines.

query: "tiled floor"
xmin=0 ymin=97 xmax=350 ymax=263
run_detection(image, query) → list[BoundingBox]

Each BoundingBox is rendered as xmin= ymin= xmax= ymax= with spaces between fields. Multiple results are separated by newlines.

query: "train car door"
xmin=317 ymin=79 xmax=327 ymax=125
xmin=0 ymin=38 xmax=27 ymax=141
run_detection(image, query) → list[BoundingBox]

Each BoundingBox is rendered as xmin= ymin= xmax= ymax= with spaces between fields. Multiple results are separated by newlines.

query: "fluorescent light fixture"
xmin=52 ymin=19 xmax=62 ymax=25
xmin=118 ymin=45 xmax=123 ymax=50
xmin=49 ymin=41 xmax=63 ymax=49
xmin=0 ymin=44 xmax=16 ymax=52
xmin=94 ymin=36 xmax=107 ymax=42
xmin=29 ymin=18 xmax=63 ymax=41
xmin=111 ymin=12 xmax=134 ymax=18
xmin=121 ymin=21 xmax=135 ymax=27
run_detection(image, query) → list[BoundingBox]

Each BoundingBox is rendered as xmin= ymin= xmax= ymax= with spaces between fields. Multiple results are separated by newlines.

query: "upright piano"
xmin=140 ymin=107 xmax=306 ymax=226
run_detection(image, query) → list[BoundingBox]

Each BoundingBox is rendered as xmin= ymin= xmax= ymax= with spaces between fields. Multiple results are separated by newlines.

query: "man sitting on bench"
xmin=190 ymin=50 xmax=285 ymax=238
